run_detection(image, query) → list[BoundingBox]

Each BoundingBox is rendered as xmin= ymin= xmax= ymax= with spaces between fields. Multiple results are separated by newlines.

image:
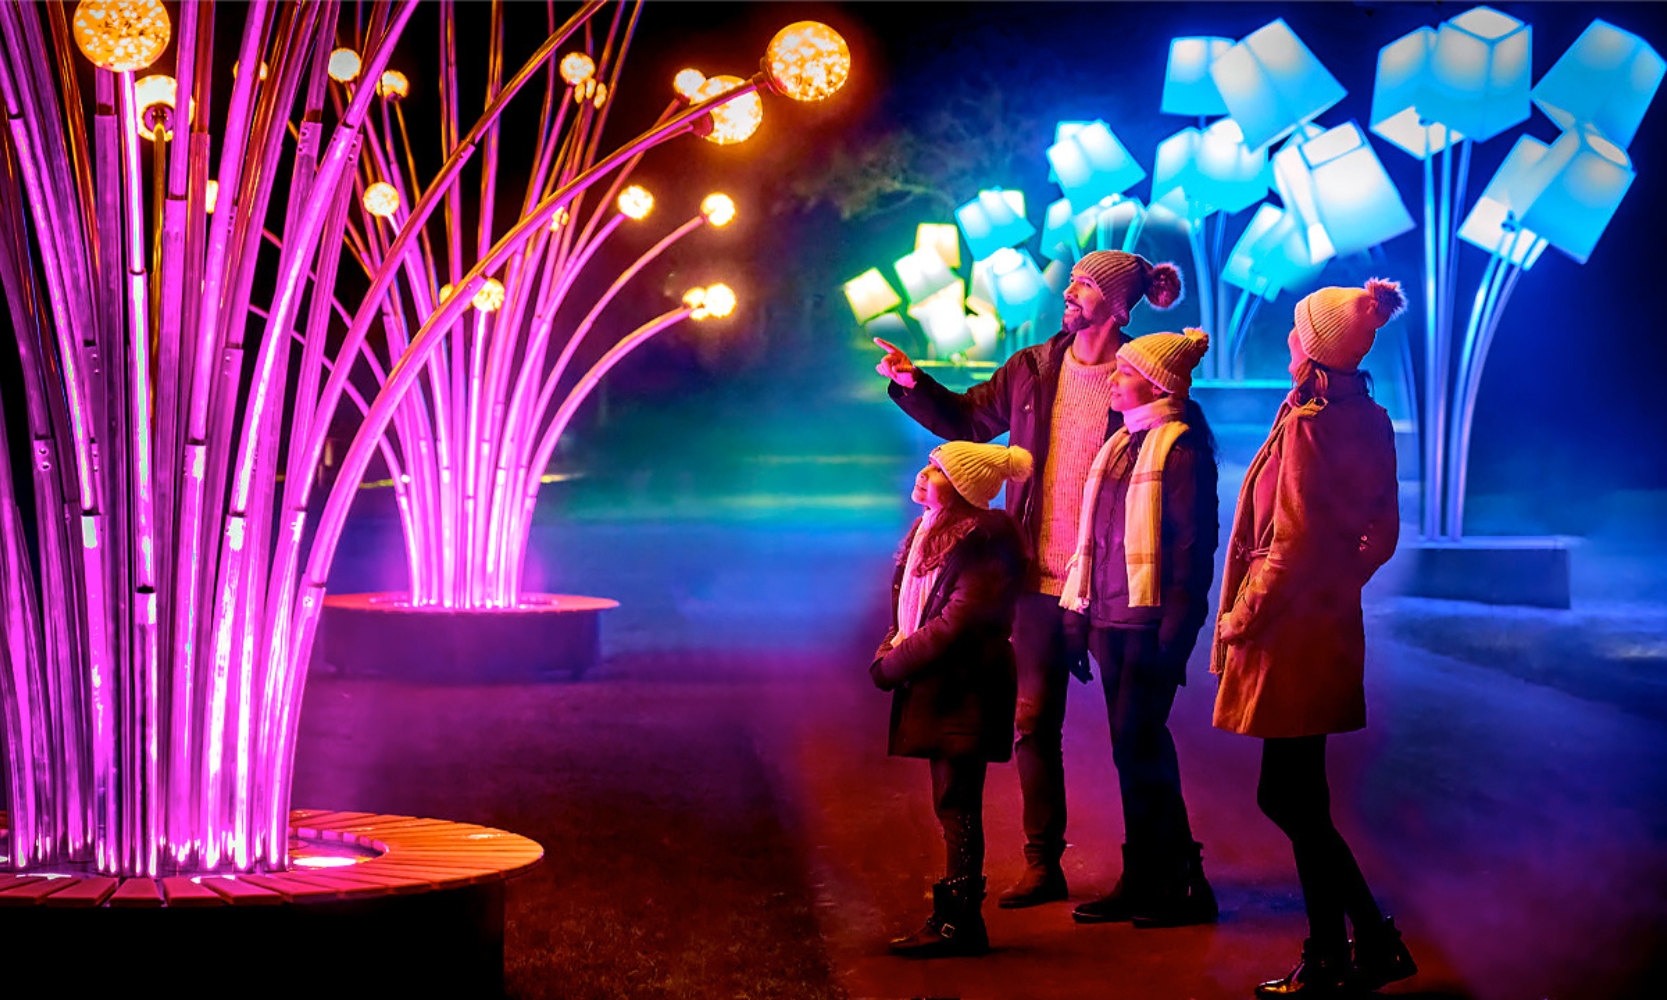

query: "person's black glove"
xmin=1062 ymin=609 xmax=1093 ymax=683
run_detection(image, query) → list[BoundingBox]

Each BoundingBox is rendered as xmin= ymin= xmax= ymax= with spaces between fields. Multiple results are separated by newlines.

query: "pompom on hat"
xmin=1071 ymin=250 xmax=1183 ymax=317
xmin=1117 ymin=328 xmax=1211 ymax=395
xmin=929 ymin=442 xmax=1034 ymax=509
xmin=1294 ymin=278 xmax=1407 ymax=371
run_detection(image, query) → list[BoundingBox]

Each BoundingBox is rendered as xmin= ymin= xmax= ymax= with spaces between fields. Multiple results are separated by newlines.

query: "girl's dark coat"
xmin=871 ymin=507 xmax=1026 ymax=762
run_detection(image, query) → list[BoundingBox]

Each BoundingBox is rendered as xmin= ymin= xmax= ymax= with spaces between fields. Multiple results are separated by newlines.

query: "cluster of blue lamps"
xmin=842 ymin=7 xmax=1660 ymax=539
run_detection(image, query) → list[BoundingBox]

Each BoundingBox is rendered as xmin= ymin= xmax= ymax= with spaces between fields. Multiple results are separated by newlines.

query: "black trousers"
xmin=1010 ymin=592 xmax=1073 ymax=861
xmin=1258 ymin=736 xmax=1385 ymax=950
xmin=1088 ymin=626 xmax=1195 ymax=850
xmin=931 ymin=756 xmax=989 ymax=881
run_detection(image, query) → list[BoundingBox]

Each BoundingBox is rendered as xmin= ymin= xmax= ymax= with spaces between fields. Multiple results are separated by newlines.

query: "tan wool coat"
xmin=1211 ymin=373 xmax=1400 ymax=739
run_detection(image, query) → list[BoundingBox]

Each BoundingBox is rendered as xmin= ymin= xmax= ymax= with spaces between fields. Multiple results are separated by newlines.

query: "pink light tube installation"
xmin=0 ymin=0 xmax=848 ymax=877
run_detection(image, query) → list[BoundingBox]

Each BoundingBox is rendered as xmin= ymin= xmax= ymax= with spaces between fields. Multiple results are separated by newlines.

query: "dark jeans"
xmin=1088 ymin=627 xmax=1194 ymax=850
xmin=1258 ymin=735 xmax=1385 ymax=950
xmin=1010 ymin=591 xmax=1073 ymax=861
xmin=931 ymin=756 xmax=989 ymax=881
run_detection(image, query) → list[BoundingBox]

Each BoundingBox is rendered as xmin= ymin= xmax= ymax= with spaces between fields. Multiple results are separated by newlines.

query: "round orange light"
xmin=764 ymin=21 xmax=850 ymax=102
xmin=693 ymin=75 xmax=762 ymax=146
xmin=72 ymin=0 xmax=171 ymax=72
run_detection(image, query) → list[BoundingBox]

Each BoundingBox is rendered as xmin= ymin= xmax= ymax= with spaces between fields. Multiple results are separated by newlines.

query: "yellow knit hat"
xmin=1117 ymin=328 xmax=1211 ymax=395
xmin=1294 ymin=278 xmax=1407 ymax=371
xmin=929 ymin=443 xmax=1035 ymax=509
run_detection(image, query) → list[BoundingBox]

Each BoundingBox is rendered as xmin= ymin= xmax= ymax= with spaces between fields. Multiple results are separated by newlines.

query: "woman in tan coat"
xmin=1212 ymin=279 xmax=1417 ymax=997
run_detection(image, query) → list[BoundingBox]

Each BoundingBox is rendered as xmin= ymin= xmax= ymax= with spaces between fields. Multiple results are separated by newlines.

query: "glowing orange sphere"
xmin=560 ymin=52 xmax=596 ymax=86
xmin=328 ymin=48 xmax=362 ymax=83
xmin=133 ymin=74 xmax=178 ymax=141
xmin=673 ymin=68 xmax=706 ymax=99
xmin=693 ymin=284 xmax=736 ymax=320
xmin=764 ymin=21 xmax=850 ymax=102
xmin=378 ymin=70 xmax=409 ymax=99
xmin=72 ymin=0 xmax=171 ymax=72
xmin=693 ymin=75 xmax=762 ymax=146
xmin=700 ymin=193 xmax=736 ymax=227
xmin=617 ymin=186 xmax=654 ymax=220
xmin=362 ymin=182 xmax=400 ymax=220
xmin=473 ymin=279 xmax=506 ymax=314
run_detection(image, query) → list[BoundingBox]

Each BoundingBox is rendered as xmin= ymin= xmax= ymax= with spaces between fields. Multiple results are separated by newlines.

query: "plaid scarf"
xmin=1059 ymin=396 xmax=1188 ymax=612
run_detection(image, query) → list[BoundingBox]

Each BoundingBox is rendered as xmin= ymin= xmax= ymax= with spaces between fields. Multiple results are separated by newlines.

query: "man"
xmin=875 ymin=249 xmax=1182 ymax=907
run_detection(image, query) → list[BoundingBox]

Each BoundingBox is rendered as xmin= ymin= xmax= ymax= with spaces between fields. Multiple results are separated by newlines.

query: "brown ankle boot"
xmin=889 ymin=876 xmax=989 ymax=958
xmin=998 ymin=846 xmax=1067 ymax=909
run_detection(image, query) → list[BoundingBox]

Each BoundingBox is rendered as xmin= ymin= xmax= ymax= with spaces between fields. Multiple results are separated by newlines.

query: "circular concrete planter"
xmin=314 ymin=592 xmax=619 ymax=681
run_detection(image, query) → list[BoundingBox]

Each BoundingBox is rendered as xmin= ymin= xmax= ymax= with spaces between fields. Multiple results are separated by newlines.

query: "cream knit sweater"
xmin=1037 ymin=350 xmax=1117 ymax=596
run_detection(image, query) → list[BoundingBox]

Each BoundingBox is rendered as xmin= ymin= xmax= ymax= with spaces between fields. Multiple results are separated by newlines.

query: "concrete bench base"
xmin=1397 ymin=537 xmax=1573 ymax=609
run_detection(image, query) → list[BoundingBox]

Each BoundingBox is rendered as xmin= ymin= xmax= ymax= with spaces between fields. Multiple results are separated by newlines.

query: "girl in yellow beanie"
xmin=871 ymin=441 xmax=1033 ymax=958
xmin=1057 ymin=328 xmax=1221 ymax=929
xmin=1213 ymin=278 xmax=1416 ymax=996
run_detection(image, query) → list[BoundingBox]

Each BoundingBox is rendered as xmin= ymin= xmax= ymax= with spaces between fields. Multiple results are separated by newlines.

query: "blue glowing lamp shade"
xmin=1047 ymin=120 xmax=1146 ymax=215
xmin=1041 ymin=197 xmax=1084 ymax=262
xmin=1223 ymin=203 xmax=1328 ymax=301
xmin=1299 ymin=121 xmax=1416 ymax=257
xmin=987 ymin=247 xmax=1047 ymax=328
xmin=1458 ymin=135 xmax=1551 ymax=268
xmin=1531 ymin=19 xmax=1664 ymax=149
xmin=1151 ymin=120 xmax=1268 ymax=216
xmin=1272 ymin=124 xmax=1337 ymax=263
xmin=893 ymin=246 xmax=958 ymax=304
xmin=1094 ymin=195 xmax=1145 ymax=253
xmin=1512 ymin=124 xmax=1635 ymax=265
xmin=843 ymin=268 xmax=902 ymax=325
xmin=1162 ymin=37 xmax=1233 ymax=116
xmin=1209 ymin=19 xmax=1347 ymax=150
xmin=915 ymin=222 xmax=961 ymax=270
xmin=1371 ymin=26 xmax=1465 ymax=158
xmin=1416 ymin=6 xmax=1531 ymax=143
xmin=956 ymin=188 xmax=1036 ymax=262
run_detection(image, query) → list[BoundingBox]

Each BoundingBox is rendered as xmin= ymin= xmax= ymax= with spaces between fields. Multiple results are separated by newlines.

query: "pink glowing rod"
xmin=0 ymin=0 xmax=849 ymax=877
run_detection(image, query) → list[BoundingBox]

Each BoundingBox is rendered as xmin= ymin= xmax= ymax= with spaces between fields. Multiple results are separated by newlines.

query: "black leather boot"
xmin=1254 ymin=940 xmax=1351 ymax=997
xmin=998 ymin=846 xmax=1067 ymax=908
xmin=1350 ymin=916 xmax=1416 ymax=991
xmin=1132 ymin=841 xmax=1219 ymax=928
xmin=1072 ymin=843 xmax=1147 ymax=923
xmin=889 ymin=876 xmax=990 ymax=958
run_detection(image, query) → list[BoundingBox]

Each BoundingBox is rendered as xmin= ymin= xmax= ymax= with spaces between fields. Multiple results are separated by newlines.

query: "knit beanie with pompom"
xmin=929 ymin=442 xmax=1035 ymax=509
xmin=1071 ymin=250 xmax=1184 ymax=316
xmin=1117 ymin=328 xmax=1211 ymax=395
xmin=1294 ymin=278 xmax=1407 ymax=371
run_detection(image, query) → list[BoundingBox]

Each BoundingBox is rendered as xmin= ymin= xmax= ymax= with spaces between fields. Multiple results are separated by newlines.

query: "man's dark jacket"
xmin=888 ymin=331 xmax=1120 ymax=592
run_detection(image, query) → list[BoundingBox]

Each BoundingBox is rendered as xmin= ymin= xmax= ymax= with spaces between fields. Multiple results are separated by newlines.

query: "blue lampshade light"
xmin=1094 ymin=195 xmax=1146 ymax=252
xmin=987 ymin=247 xmax=1048 ymax=328
xmin=1458 ymin=135 xmax=1551 ymax=268
xmin=1531 ymin=19 xmax=1664 ymax=149
xmin=1209 ymin=19 xmax=1347 ymax=150
xmin=1371 ymin=26 xmax=1465 ymax=158
xmin=1152 ymin=120 xmax=1268 ymax=217
xmin=1042 ymin=197 xmax=1101 ymax=263
xmin=893 ymin=246 xmax=958 ymax=304
xmin=1272 ymin=124 xmax=1337 ymax=263
xmin=1223 ymin=203 xmax=1328 ymax=301
xmin=843 ymin=268 xmax=902 ymax=325
xmin=1300 ymin=121 xmax=1417 ymax=256
xmin=956 ymin=188 xmax=1035 ymax=262
xmin=1162 ymin=36 xmax=1233 ymax=116
xmin=1047 ymin=120 xmax=1146 ymax=215
xmin=915 ymin=223 xmax=962 ymax=270
xmin=1416 ymin=6 xmax=1531 ymax=143
xmin=1513 ymin=124 xmax=1635 ymax=265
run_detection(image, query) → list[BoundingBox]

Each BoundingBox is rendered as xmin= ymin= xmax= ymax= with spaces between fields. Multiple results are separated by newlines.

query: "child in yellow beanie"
xmin=1057 ymin=328 xmax=1222 ymax=928
xmin=871 ymin=442 xmax=1032 ymax=958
